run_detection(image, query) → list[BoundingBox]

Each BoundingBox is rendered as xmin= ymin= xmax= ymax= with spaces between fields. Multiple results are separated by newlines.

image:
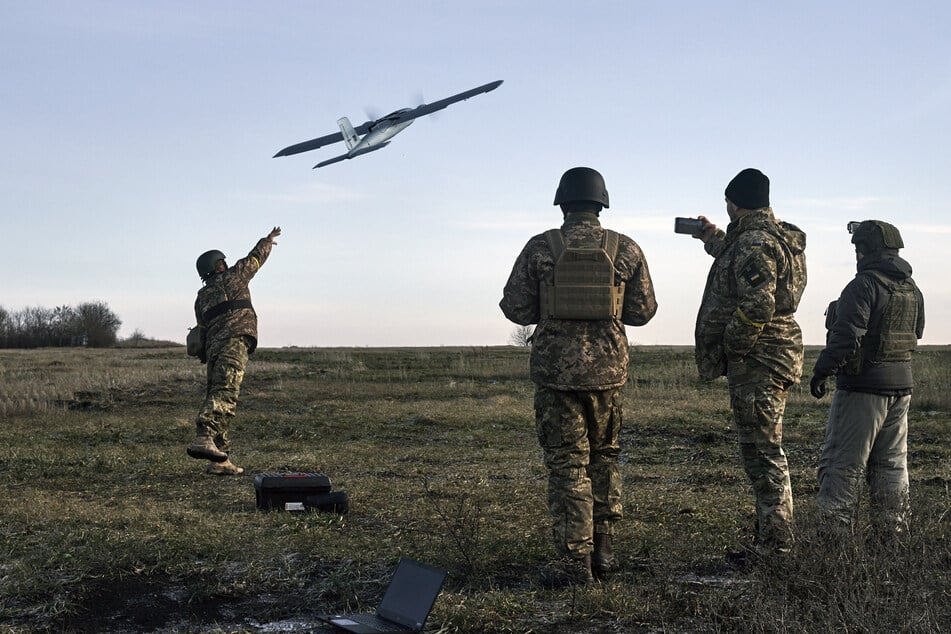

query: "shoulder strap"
xmin=858 ymin=269 xmax=918 ymax=299
xmin=602 ymin=229 xmax=620 ymax=261
xmin=543 ymin=229 xmax=565 ymax=261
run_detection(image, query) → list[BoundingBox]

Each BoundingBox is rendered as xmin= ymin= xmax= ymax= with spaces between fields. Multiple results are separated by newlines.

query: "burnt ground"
xmin=56 ymin=576 xmax=338 ymax=633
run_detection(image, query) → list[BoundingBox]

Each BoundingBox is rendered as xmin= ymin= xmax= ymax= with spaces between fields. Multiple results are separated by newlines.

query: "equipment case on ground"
xmin=253 ymin=472 xmax=349 ymax=513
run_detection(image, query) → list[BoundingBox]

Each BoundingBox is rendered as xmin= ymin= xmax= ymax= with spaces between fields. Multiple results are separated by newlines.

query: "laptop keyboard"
xmin=352 ymin=614 xmax=408 ymax=632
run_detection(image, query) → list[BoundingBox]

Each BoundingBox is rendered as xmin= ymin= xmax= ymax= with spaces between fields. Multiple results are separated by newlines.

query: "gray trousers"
xmin=817 ymin=389 xmax=910 ymax=536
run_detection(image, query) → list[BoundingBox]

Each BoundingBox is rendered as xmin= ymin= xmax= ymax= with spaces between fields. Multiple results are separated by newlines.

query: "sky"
xmin=3 ymin=1 xmax=949 ymax=348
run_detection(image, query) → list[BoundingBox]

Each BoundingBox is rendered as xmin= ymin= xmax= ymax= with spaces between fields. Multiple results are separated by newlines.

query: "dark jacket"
xmin=813 ymin=250 xmax=925 ymax=394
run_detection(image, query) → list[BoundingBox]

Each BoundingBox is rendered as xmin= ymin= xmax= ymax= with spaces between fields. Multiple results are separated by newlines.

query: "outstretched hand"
xmin=267 ymin=226 xmax=282 ymax=244
xmin=809 ymin=374 xmax=827 ymax=399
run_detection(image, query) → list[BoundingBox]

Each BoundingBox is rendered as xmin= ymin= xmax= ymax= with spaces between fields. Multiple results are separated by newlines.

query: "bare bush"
xmin=508 ymin=325 xmax=534 ymax=346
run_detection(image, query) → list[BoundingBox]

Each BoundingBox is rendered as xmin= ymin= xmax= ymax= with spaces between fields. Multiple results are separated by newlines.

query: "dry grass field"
xmin=0 ymin=345 xmax=948 ymax=633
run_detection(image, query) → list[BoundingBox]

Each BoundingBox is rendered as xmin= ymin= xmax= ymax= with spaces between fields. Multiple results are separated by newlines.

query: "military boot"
xmin=187 ymin=435 xmax=228 ymax=463
xmin=206 ymin=459 xmax=244 ymax=476
xmin=592 ymin=533 xmax=616 ymax=579
xmin=541 ymin=554 xmax=595 ymax=588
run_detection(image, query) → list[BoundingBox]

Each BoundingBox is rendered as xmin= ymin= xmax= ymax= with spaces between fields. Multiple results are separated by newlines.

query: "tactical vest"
xmin=861 ymin=270 xmax=919 ymax=363
xmin=539 ymin=228 xmax=624 ymax=320
xmin=829 ymin=270 xmax=919 ymax=374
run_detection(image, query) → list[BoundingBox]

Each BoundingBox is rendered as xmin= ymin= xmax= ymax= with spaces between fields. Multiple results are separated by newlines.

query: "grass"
xmin=0 ymin=345 xmax=948 ymax=632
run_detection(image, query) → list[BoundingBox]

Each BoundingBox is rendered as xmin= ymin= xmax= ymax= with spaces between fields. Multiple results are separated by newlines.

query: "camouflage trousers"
xmin=195 ymin=336 xmax=249 ymax=454
xmin=817 ymin=390 xmax=910 ymax=538
xmin=534 ymin=385 xmax=623 ymax=559
xmin=728 ymin=359 xmax=795 ymax=550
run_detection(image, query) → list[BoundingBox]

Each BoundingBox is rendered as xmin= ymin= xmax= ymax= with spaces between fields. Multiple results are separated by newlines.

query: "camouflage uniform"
xmin=194 ymin=235 xmax=273 ymax=454
xmin=501 ymin=212 xmax=657 ymax=559
xmin=695 ymin=208 xmax=807 ymax=551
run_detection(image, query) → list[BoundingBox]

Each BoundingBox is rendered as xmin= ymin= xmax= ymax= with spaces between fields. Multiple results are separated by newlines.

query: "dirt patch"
xmin=58 ymin=577 xmax=332 ymax=633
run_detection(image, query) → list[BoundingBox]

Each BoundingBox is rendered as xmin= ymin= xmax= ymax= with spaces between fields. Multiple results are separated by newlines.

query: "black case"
xmin=253 ymin=472 xmax=349 ymax=513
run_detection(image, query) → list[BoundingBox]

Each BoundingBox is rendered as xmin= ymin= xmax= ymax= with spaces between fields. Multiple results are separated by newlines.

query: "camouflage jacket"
xmin=695 ymin=208 xmax=807 ymax=383
xmin=500 ymin=213 xmax=657 ymax=390
xmin=195 ymin=236 xmax=274 ymax=353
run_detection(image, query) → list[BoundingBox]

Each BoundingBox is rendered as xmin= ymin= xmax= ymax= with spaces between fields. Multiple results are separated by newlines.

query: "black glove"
xmin=809 ymin=374 xmax=827 ymax=399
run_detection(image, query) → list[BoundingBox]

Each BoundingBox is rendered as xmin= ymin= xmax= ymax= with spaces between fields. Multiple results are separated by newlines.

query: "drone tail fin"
xmin=337 ymin=117 xmax=360 ymax=150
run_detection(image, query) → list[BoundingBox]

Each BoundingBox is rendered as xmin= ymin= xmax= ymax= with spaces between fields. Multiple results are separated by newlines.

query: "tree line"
xmin=0 ymin=302 xmax=122 ymax=348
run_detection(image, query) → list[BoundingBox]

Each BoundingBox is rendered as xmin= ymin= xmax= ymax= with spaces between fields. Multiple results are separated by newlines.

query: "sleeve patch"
xmin=740 ymin=261 xmax=768 ymax=288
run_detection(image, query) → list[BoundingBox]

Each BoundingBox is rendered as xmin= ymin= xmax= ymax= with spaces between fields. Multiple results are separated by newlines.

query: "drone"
xmin=273 ymin=80 xmax=503 ymax=168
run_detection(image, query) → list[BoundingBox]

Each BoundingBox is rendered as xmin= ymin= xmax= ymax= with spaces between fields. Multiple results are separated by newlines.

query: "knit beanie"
xmin=725 ymin=168 xmax=770 ymax=210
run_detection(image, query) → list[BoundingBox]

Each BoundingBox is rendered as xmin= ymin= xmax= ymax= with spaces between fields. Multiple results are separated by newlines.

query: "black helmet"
xmin=849 ymin=220 xmax=904 ymax=254
xmin=553 ymin=167 xmax=609 ymax=208
xmin=196 ymin=249 xmax=226 ymax=280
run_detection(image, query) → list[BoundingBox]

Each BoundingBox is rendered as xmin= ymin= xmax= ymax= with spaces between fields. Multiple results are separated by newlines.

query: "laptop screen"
xmin=376 ymin=558 xmax=447 ymax=629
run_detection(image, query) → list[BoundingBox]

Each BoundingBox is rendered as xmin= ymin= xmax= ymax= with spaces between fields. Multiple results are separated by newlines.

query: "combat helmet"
xmin=196 ymin=249 xmax=226 ymax=280
xmin=554 ymin=167 xmax=610 ymax=208
xmin=849 ymin=220 xmax=904 ymax=254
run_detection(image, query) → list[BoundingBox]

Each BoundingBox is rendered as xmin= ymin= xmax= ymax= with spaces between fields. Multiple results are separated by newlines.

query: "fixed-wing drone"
xmin=273 ymin=80 xmax=503 ymax=168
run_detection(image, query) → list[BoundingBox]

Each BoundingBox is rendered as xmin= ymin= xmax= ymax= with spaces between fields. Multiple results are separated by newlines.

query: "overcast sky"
xmin=3 ymin=1 xmax=948 ymax=347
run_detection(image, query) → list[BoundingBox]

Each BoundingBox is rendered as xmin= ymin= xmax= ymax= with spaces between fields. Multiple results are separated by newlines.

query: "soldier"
xmin=187 ymin=226 xmax=281 ymax=475
xmin=691 ymin=168 xmax=807 ymax=558
xmin=500 ymin=167 xmax=657 ymax=585
xmin=809 ymin=220 xmax=924 ymax=543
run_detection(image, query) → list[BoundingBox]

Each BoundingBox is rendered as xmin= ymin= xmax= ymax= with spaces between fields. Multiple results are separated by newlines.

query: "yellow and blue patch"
xmin=740 ymin=261 xmax=768 ymax=289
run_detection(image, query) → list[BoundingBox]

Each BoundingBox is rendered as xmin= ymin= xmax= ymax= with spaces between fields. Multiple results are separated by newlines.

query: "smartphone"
xmin=674 ymin=217 xmax=704 ymax=235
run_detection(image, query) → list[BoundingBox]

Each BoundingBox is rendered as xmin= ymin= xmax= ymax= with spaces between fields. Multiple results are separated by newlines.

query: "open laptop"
xmin=318 ymin=558 xmax=448 ymax=633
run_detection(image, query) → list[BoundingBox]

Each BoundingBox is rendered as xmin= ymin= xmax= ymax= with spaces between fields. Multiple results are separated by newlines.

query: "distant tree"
xmin=0 ymin=306 xmax=9 ymax=347
xmin=126 ymin=329 xmax=147 ymax=347
xmin=5 ymin=309 xmax=26 ymax=347
xmin=75 ymin=301 xmax=122 ymax=347
xmin=50 ymin=305 xmax=80 ymax=346
xmin=21 ymin=306 xmax=56 ymax=347
xmin=509 ymin=325 xmax=534 ymax=347
xmin=0 ymin=301 xmax=122 ymax=348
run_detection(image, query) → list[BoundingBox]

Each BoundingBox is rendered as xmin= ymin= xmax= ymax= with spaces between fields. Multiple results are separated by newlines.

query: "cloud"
xmin=449 ymin=209 xmax=680 ymax=234
xmin=260 ymin=182 xmax=369 ymax=205
xmin=901 ymin=223 xmax=951 ymax=234
xmin=787 ymin=197 xmax=883 ymax=211
xmin=807 ymin=220 xmax=951 ymax=235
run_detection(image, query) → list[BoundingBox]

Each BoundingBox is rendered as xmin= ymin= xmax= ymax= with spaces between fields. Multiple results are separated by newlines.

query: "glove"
xmin=809 ymin=374 xmax=827 ymax=399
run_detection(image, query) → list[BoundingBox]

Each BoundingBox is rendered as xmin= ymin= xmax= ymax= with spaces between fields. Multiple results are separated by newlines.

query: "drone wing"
xmin=393 ymin=80 xmax=503 ymax=124
xmin=273 ymin=120 xmax=374 ymax=157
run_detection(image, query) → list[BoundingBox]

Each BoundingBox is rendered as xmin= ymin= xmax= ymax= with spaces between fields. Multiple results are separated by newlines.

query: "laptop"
xmin=318 ymin=558 xmax=448 ymax=633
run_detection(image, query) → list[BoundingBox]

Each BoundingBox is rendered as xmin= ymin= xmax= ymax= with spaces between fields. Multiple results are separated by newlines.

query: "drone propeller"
xmin=364 ymin=107 xmax=381 ymax=122
xmin=413 ymin=91 xmax=440 ymax=121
